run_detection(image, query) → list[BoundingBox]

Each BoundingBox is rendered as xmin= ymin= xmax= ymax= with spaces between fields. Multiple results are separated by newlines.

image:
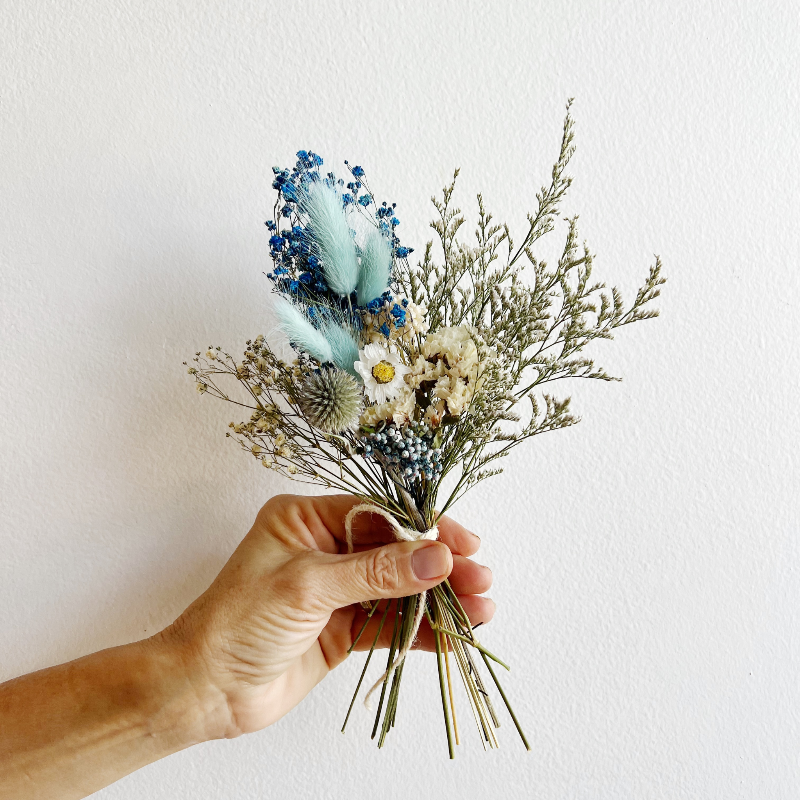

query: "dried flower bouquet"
xmin=186 ymin=102 xmax=665 ymax=756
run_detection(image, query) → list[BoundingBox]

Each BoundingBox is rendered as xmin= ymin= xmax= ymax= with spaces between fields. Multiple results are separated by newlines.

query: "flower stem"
xmin=371 ymin=600 xmax=401 ymax=740
xmin=479 ymin=651 xmax=531 ymax=751
xmin=431 ymin=605 xmax=455 ymax=759
xmin=347 ymin=599 xmax=380 ymax=655
xmin=341 ymin=602 xmax=390 ymax=733
xmin=430 ymin=626 xmax=510 ymax=670
xmin=443 ymin=633 xmax=460 ymax=745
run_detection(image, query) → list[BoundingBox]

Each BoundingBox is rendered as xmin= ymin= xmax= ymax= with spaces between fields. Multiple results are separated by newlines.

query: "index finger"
xmin=435 ymin=514 xmax=481 ymax=556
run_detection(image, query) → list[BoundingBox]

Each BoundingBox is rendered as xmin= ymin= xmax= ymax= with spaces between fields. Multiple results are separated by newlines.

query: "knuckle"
xmin=257 ymin=493 xmax=294 ymax=522
xmin=364 ymin=548 xmax=400 ymax=595
xmin=254 ymin=495 xmax=307 ymax=548
xmin=275 ymin=569 xmax=310 ymax=604
xmin=272 ymin=560 xmax=325 ymax=617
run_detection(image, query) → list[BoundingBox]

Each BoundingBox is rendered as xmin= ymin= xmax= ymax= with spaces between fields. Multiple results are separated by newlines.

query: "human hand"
xmin=157 ymin=494 xmax=494 ymax=738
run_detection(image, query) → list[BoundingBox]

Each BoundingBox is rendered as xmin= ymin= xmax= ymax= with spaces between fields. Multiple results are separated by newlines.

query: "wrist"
xmin=0 ymin=635 xmax=235 ymax=799
xmin=141 ymin=629 xmax=235 ymax=745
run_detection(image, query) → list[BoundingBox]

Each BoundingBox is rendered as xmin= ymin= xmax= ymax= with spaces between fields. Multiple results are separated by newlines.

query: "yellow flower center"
xmin=371 ymin=360 xmax=396 ymax=385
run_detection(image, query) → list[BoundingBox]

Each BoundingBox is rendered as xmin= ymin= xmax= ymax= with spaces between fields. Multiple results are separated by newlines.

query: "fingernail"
xmin=412 ymin=544 xmax=449 ymax=580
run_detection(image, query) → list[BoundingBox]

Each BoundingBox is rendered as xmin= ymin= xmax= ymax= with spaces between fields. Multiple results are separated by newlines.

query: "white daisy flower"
xmin=354 ymin=343 xmax=411 ymax=404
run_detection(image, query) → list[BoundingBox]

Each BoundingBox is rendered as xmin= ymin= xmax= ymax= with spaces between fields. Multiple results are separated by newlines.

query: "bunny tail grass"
xmin=356 ymin=227 xmax=392 ymax=306
xmin=274 ymin=298 xmax=333 ymax=364
xmin=321 ymin=321 xmax=361 ymax=378
xmin=303 ymin=183 xmax=359 ymax=297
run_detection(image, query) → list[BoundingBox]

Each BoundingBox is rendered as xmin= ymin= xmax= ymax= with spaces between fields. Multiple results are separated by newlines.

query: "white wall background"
xmin=2 ymin=1 xmax=798 ymax=798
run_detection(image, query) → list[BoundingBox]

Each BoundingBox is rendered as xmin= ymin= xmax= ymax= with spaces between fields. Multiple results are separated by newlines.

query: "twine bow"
xmin=344 ymin=503 xmax=439 ymax=709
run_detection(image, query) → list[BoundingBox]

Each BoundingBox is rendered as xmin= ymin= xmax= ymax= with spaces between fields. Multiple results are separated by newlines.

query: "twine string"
xmin=344 ymin=503 xmax=439 ymax=710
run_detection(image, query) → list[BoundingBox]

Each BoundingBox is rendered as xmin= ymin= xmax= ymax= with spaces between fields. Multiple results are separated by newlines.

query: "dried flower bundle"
xmin=186 ymin=102 xmax=665 ymax=756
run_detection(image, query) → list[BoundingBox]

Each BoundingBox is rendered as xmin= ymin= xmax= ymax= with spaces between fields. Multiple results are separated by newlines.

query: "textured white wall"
xmin=2 ymin=1 xmax=798 ymax=797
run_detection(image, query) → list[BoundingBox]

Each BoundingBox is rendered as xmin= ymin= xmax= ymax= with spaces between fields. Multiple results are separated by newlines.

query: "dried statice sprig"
xmin=395 ymin=100 xmax=665 ymax=513
xmin=186 ymin=102 xmax=665 ymax=757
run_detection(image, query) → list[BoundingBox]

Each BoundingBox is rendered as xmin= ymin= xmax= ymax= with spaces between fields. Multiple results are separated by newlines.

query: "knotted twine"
xmin=344 ymin=503 xmax=439 ymax=710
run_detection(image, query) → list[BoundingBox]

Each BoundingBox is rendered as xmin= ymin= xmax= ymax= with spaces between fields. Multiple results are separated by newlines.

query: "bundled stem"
xmin=339 ymin=498 xmax=528 ymax=756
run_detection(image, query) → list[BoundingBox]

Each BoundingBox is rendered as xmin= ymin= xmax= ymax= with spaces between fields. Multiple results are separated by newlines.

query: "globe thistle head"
xmin=297 ymin=368 xmax=363 ymax=433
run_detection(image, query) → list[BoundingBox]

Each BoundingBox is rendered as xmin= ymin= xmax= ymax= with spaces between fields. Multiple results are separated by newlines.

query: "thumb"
xmin=316 ymin=541 xmax=453 ymax=610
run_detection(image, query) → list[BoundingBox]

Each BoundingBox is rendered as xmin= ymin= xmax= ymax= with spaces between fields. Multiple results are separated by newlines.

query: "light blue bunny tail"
xmin=302 ymin=183 xmax=358 ymax=297
xmin=321 ymin=320 xmax=361 ymax=379
xmin=274 ymin=298 xmax=333 ymax=364
xmin=356 ymin=226 xmax=392 ymax=306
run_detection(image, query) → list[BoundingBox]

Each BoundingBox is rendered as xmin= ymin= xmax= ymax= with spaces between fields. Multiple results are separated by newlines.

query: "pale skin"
xmin=0 ymin=494 xmax=494 ymax=799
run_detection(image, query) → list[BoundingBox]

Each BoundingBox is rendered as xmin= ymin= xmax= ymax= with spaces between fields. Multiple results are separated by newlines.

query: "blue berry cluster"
xmin=362 ymin=424 xmax=443 ymax=482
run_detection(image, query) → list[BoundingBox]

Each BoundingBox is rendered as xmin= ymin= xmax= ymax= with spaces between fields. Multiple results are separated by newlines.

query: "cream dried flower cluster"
xmin=185 ymin=105 xmax=665 ymax=756
xmin=354 ymin=315 xmax=486 ymax=429
xmin=410 ymin=326 xmax=485 ymax=424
